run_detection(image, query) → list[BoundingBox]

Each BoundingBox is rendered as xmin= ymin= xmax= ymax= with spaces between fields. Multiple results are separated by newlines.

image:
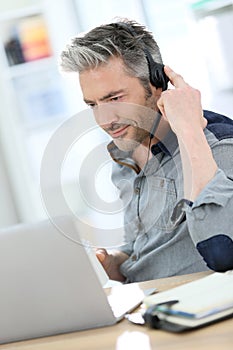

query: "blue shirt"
xmin=108 ymin=110 xmax=233 ymax=282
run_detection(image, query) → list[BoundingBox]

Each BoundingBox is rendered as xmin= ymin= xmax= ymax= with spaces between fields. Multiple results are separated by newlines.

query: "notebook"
xmin=143 ymin=270 xmax=233 ymax=332
xmin=0 ymin=216 xmax=154 ymax=344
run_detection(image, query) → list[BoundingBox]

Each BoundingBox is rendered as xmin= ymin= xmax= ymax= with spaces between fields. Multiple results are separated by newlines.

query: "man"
xmin=60 ymin=19 xmax=233 ymax=283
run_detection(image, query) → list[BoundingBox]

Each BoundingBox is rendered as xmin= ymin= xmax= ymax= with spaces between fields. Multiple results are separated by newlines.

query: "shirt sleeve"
xmin=186 ymin=167 xmax=233 ymax=272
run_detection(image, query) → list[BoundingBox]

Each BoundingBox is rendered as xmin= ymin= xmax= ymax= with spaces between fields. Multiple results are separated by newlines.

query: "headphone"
xmin=115 ymin=22 xmax=169 ymax=91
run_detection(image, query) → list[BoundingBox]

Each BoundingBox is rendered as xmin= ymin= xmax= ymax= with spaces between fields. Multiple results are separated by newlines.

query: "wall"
xmin=0 ymin=0 xmax=39 ymax=12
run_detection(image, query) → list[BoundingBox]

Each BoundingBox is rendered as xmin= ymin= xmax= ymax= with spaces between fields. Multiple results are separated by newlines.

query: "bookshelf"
xmin=0 ymin=3 xmax=77 ymax=222
xmin=0 ymin=5 xmax=69 ymax=129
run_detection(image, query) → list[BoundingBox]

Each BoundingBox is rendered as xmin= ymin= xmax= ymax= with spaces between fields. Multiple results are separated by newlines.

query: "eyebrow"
xmin=84 ymin=89 xmax=125 ymax=104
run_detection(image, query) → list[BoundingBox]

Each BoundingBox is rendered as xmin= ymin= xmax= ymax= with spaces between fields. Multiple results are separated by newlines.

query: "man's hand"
xmin=157 ymin=66 xmax=207 ymax=136
xmin=157 ymin=66 xmax=217 ymax=201
xmin=95 ymin=248 xmax=128 ymax=282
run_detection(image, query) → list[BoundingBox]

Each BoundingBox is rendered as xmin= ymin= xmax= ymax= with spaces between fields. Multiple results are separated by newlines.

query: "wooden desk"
xmin=1 ymin=271 xmax=232 ymax=350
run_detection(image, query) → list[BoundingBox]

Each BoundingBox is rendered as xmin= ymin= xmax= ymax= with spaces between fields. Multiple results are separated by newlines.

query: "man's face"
xmin=79 ymin=57 xmax=161 ymax=152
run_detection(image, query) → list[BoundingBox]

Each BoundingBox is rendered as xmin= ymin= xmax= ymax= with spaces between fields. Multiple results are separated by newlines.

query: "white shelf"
xmin=3 ymin=56 xmax=56 ymax=79
xmin=0 ymin=3 xmax=71 ymax=223
xmin=0 ymin=1 xmax=84 ymax=225
xmin=0 ymin=5 xmax=43 ymax=23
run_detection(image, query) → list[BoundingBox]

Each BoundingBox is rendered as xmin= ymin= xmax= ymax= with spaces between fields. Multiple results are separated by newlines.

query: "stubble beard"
xmin=113 ymin=96 xmax=158 ymax=152
xmin=113 ymin=126 xmax=149 ymax=152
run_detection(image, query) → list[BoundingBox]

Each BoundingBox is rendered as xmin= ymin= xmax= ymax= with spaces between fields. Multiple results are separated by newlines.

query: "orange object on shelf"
xmin=18 ymin=16 xmax=52 ymax=62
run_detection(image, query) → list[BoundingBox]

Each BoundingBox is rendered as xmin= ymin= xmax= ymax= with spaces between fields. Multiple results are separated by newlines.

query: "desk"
xmin=1 ymin=271 xmax=232 ymax=350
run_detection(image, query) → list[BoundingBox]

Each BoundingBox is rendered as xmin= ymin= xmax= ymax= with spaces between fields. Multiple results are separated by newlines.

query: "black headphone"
xmin=115 ymin=22 xmax=169 ymax=91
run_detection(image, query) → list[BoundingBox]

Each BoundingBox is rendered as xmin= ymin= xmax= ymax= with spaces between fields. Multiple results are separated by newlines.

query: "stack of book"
xmin=4 ymin=15 xmax=52 ymax=66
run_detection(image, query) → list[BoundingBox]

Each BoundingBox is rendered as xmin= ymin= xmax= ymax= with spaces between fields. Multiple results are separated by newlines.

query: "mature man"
xmin=60 ymin=19 xmax=233 ymax=282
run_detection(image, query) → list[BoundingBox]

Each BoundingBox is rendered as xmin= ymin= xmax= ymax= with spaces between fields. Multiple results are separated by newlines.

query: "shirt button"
xmin=160 ymin=179 xmax=165 ymax=187
xmin=134 ymin=187 xmax=140 ymax=194
xmin=131 ymin=254 xmax=137 ymax=261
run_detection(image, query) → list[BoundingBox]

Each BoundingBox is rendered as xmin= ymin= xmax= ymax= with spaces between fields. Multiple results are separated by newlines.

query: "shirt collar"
xmin=107 ymin=127 xmax=179 ymax=172
xmin=151 ymin=128 xmax=178 ymax=157
xmin=107 ymin=142 xmax=141 ymax=173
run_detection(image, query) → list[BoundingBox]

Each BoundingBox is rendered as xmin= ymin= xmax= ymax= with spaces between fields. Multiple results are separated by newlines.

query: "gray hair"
xmin=60 ymin=19 xmax=163 ymax=94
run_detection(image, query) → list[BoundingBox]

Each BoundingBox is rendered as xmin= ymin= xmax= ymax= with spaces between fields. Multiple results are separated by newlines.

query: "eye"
xmin=109 ymin=96 xmax=123 ymax=102
xmin=87 ymin=103 xmax=96 ymax=109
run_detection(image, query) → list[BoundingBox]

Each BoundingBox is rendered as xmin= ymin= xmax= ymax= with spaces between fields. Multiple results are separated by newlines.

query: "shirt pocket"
xmin=142 ymin=176 xmax=177 ymax=232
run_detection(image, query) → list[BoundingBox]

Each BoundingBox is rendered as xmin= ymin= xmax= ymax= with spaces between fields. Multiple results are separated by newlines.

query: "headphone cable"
xmin=136 ymin=111 xmax=161 ymax=229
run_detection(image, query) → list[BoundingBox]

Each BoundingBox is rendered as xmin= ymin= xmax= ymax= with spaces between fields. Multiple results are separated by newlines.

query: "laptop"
xmin=0 ymin=216 xmax=154 ymax=344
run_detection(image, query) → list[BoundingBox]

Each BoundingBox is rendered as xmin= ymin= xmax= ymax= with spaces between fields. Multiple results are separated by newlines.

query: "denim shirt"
xmin=108 ymin=110 xmax=233 ymax=282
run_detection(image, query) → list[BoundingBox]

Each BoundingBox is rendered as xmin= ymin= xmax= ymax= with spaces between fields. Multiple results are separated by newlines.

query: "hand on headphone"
xmin=157 ymin=66 xmax=207 ymax=136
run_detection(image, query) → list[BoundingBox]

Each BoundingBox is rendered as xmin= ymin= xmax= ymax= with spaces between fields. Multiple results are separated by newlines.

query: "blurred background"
xmin=0 ymin=0 xmax=232 ymax=245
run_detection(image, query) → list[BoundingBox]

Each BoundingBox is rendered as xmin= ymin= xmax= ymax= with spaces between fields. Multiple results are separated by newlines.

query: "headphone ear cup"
xmin=150 ymin=64 xmax=169 ymax=91
xmin=144 ymin=49 xmax=169 ymax=91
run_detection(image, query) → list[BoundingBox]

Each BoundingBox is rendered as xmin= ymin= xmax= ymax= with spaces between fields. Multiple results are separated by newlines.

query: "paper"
xmin=144 ymin=271 xmax=233 ymax=319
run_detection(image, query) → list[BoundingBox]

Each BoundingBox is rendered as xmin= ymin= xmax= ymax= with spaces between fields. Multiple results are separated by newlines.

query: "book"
xmin=18 ymin=15 xmax=52 ymax=62
xmin=143 ymin=271 xmax=233 ymax=332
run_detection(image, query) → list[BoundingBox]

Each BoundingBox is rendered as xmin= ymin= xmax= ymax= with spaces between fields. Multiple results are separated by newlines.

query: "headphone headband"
xmin=115 ymin=22 xmax=168 ymax=91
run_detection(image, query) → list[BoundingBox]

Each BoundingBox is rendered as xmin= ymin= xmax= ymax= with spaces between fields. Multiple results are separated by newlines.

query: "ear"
xmin=150 ymin=83 xmax=162 ymax=98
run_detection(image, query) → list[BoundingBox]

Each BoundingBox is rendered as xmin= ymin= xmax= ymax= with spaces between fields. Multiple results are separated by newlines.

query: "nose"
xmin=93 ymin=103 xmax=120 ymax=129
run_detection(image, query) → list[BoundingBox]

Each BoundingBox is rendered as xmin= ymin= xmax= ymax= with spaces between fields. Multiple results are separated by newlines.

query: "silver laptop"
xmin=0 ymin=216 xmax=153 ymax=344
